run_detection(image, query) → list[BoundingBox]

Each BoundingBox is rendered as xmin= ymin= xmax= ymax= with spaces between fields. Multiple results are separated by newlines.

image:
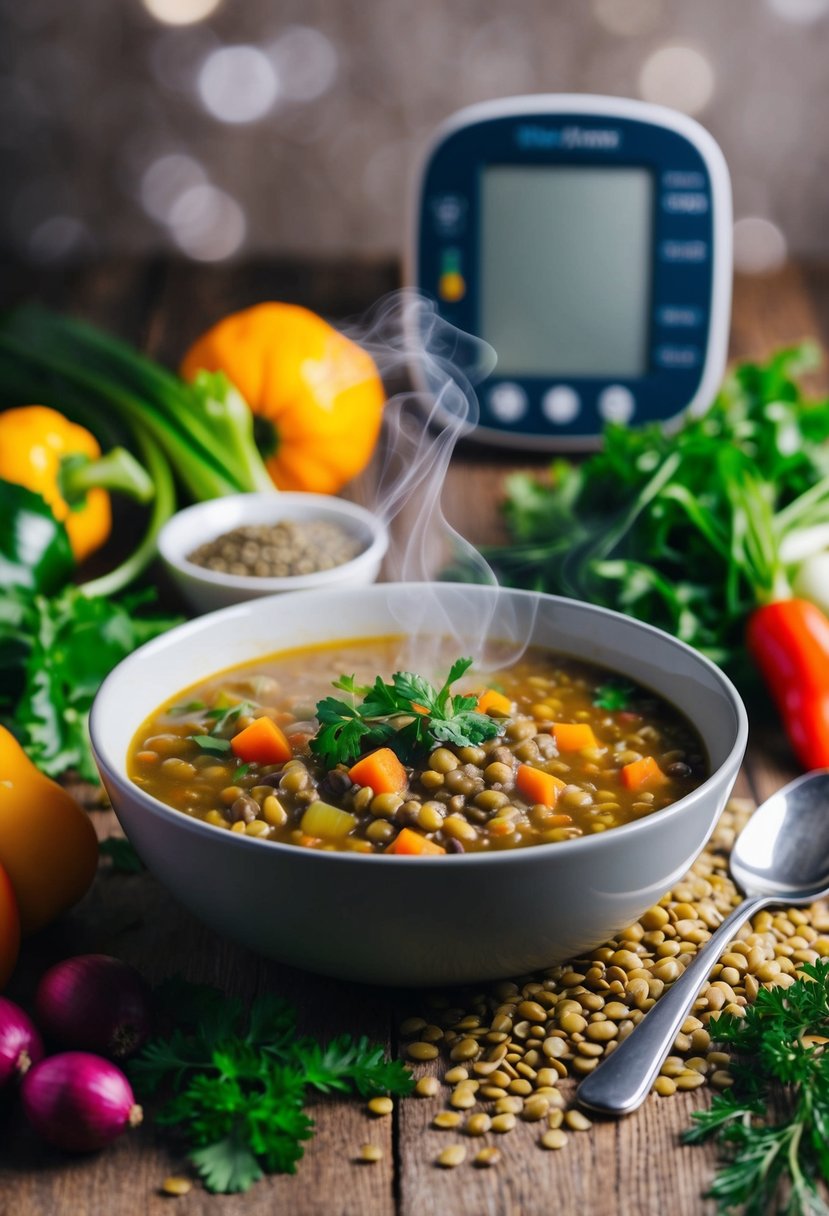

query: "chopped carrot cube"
xmin=552 ymin=722 xmax=599 ymax=751
xmin=515 ymin=764 xmax=567 ymax=807
xmin=231 ymin=716 xmax=291 ymax=764
xmin=476 ymin=688 xmax=513 ymax=717
xmin=348 ymin=747 xmax=408 ymax=794
xmin=620 ymin=755 xmax=668 ymax=790
xmin=385 ymin=828 xmax=446 ymax=855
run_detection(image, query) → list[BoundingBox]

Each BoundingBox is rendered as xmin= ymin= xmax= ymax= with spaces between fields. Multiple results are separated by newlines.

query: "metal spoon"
xmin=576 ymin=769 xmax=829 ymax=1116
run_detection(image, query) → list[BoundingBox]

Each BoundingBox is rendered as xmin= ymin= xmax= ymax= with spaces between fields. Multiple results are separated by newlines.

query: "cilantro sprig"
xmin=131 ymin=979 xmax=413 ymax=1195
xmin=309 ymin=657 xmax=502 ymax=768
xmin=685 ymin=959 xmax=829 ymax=1215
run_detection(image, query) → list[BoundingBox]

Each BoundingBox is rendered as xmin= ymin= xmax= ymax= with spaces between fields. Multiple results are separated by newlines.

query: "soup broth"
xmin=128 ymin=636 xmax=708 ymax=855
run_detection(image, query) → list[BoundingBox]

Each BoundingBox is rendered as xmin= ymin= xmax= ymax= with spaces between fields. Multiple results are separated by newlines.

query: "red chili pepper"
xmin=746 ymin=598 xmax=829 ymax=771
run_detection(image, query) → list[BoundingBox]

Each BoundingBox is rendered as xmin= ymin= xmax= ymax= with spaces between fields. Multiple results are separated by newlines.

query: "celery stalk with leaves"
xmin=0 ymin=306 xmax=275 ymax=504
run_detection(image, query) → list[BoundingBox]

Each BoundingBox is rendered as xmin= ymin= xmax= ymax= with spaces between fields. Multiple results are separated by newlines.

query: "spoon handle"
xmin=576 ymin=893 xmax=770 ymax=1116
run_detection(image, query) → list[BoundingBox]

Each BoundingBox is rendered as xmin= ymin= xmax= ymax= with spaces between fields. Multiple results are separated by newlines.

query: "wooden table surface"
xmin=1 ymin=257 xmax=828 ymax=1216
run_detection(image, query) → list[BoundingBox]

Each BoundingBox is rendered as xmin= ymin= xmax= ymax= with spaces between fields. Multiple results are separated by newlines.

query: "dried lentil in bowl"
xmin=128 ymin=636 xmax=708 ymax=854
xmin=186 ymin=519 xmax=364 ymax=578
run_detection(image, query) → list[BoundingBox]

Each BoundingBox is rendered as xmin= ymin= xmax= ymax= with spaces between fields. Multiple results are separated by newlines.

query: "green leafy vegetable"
xmin=472 ymin=346 xmax=829 ymax=680
xmin=131 ymin=980 xmax=412 ymax=1194
xmin=0 ymin=584 xmax=180 ymax=780
xmin=685 ymin=959 xmax=829 ymax=1215
xmin=310 ymin=657 xmax=501 ymax=767
xmin=0 ymin=479 xmax=74 ymax=595
xmin=99 ymin=836 xmax=145 ymax=873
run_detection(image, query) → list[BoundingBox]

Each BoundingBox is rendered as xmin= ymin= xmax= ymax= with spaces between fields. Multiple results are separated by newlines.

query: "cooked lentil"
xmin=187 ymin=519 xmax=363 ymax=578
xmin=130 ymin=636 xmax=707 ymax=854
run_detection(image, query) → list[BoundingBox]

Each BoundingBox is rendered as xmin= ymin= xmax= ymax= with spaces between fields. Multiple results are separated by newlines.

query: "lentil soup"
xmin=128 ymin=637 xmax=708 ymax=854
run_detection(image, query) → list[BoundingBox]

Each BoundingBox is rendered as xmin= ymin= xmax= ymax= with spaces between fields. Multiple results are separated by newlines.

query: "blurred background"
xmin=1 ymin=0 xmax=828 ymax=275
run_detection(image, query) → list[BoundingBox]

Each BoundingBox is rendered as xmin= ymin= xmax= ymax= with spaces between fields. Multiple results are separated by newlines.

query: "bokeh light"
xmin=168 ymin=183 xmax=246 ymax=261
xmin=140 ymin=153 xmax=207 ymax=222
xmin=592 ymin=0 xmax=663 ymax=37
xmin=268 ymin=27 xmax=338 ymax=103
xmin=733 ymin=217 xmax=788 ymax=274
xmin=28 ymin=216 xmax=92 ymax=264
xmin=142 ymin=0 xmax=222 ymax=26
xmin=197 ymin=46 xmax=278 ymax=124
xmin=638 ymin=45 xmax=715 ymax=115
xmin=766 ymin=0 xmax=829 ymax=21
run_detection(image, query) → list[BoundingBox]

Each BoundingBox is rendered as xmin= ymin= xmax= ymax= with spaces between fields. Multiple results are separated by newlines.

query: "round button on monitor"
xmin=598 ymin=385 xmax=635 ymax=424
xmin=542 ymin=385 xmax=581 ymax=425
xmin=411 ymin=94 xmax=732 ymax=449
xmin=488 ymin=382 xmax=528 ymax=423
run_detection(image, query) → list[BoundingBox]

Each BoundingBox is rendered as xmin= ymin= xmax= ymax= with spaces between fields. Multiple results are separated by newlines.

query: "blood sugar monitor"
xmin=410 ymin=95 xmax=732 ymax=447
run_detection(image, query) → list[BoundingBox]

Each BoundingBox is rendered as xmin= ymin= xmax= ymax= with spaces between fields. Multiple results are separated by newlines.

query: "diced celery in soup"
xmin=128 ymin=636 xmax=707 ymax=855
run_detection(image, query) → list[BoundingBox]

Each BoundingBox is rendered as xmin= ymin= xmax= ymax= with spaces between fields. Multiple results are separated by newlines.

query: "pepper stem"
xmin=59 ymin=448 xmax=155 ymax=508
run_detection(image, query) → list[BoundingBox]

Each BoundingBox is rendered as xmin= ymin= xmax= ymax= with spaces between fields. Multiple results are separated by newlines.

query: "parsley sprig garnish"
xmin=309 ymin=657 xmax=502 ymax=768
xmin=592 ymin=681 xmax=635 ymax=711
xmin=685 ymin=959 xmax=829 ymax=1215
xmin=131 ymin=979 xmax=413 ymax=1194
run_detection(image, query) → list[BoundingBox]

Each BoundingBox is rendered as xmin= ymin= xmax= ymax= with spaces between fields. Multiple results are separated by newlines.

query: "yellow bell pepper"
xmin=0 ymin=725 xmax=99 ymax=935
xmin=0 ymin=405 xmax=153 ymax=563
xmin=180 ymin=303 xmax=386 ymax=494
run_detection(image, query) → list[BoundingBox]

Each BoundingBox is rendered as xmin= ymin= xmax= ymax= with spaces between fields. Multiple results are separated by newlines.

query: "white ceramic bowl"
xmin=157 ymin=492 xmax=388 ymax=614
xmin=90 ymin=584 xmax=747 ymax=986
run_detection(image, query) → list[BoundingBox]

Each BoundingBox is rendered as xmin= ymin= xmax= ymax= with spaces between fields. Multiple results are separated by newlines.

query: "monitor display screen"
xmin=480 ymin=166 xmax=654 ymax=377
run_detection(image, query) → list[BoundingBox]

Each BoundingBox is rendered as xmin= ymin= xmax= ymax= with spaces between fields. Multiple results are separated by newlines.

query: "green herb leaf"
xmin=189 ymin=735 xmax=232 ymax=756
xmin=232 ymin=763 xmax=251 ymax=781
xmin=685 ymin=959 xmax=829 ymax=1216
xmin=0 ymin=584 xmax=180 ymax=779
xmin=131 ymin=981 xmax=411 ymax=1196
xmin=310 ymin=659 xmax=501 ymax=767
xmin=98 ymin=836 xmax=145 ymax=873
xmin=470 ymin=346 xmax=829 ymax=682
xmin=592 ymin=682 xmax=635 ymax=711
xmin=170 ymin=700 xmax=207 ymax=715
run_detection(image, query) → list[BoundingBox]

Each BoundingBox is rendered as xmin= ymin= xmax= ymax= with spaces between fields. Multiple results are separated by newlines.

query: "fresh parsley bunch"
xmin=131 ymin=980 xmax=413 ymax=1195
xmin=685 ymin=959 xmax=829 ymax=1216
xmin=310 ymin=657 xmax=501 ymax=768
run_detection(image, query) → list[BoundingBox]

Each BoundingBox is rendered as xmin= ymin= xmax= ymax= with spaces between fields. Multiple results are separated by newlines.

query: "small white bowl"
xmin=157 ymin=492 xmax=388 ymax=614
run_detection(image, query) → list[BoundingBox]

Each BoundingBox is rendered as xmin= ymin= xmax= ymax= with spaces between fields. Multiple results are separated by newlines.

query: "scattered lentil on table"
xmin=393 ymin=798 xmax=829 ymax=1165
xmin=186 ymin=519 xmax=363 ymax=578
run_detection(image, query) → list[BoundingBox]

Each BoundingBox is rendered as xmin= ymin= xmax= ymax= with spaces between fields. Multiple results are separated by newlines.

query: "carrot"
xmin=516 ymin=764 xmax=567 ymax=807
xmin=551 ymin=722 xmax=598 ymax=751
xmin=476 ymin=688 xmax=513 ymax=717
xmin=620 ymin=755 xmax=668 ymax=790
xmin=231 ymin=716 xmax=291 ymax=764
xmin=348 ymin=746 xmax=408 ymax=794
xmin=385 ymin=828 xmax=446 ymax=855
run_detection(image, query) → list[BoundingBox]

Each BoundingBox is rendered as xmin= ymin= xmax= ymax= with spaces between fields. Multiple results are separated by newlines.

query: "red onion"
xmin=34 ymin=954 xmax=152 ymax=1059
xmin=0 ymin=997 xmax=44 ymax=1088
xmin=21 ymin=1052 xmax=143 ymax=1152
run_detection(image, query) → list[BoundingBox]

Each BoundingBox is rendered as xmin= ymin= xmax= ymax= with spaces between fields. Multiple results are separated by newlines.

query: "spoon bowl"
xmin=731 ymin=770 xmax=829 ymax=900
xmin=577 ymin=768 xmax=829 ymax=1116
